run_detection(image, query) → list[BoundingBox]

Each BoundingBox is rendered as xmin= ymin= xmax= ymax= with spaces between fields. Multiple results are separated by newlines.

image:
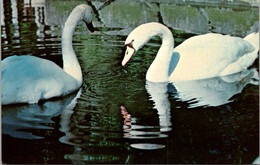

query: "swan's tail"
xmin=220 ymin=33 xmax=259 ymax=76
xmin=243 ymin=32 xmax=259 ymax=53
xmin=243 ymin=32 xmax=259 ymax=69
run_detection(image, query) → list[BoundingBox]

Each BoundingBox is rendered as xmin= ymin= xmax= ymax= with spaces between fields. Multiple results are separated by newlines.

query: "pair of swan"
xmin=2 ymin=68 xmax=257 ymax=139
xmin=2 ymin=4 xmax=259 ymax=105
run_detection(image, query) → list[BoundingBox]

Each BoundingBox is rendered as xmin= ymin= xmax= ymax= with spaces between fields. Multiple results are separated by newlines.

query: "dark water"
xmin=1 ymin=0 xmax=259 ymax=164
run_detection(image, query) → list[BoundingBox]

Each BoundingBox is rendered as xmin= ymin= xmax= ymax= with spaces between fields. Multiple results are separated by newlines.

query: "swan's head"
xmin=77 ymin=4 xmax=95 ymax=32
xmin=122 ymin=23 xmax=161 ymax=66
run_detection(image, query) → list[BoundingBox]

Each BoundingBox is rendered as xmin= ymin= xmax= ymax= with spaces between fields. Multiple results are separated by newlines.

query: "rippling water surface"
xmin=1 ymin=0 xmax=259 ymax=164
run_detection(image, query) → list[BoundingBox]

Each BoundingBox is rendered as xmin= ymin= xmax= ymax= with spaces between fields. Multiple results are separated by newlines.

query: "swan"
xmin=122 ymin=22 xmax=259 ymax=82
xmin=1 ymin=4 xmax=94 ymax=105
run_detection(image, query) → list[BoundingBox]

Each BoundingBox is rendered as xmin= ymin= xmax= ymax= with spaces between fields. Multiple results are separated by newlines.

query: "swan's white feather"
xmin=123 ymin=23 xmax=259 ymax=82
xmin=170 ymin=33 xmax=257 ymax=81
xmin=1 ymin=56 xmax=79 ymax=104
xmin=1 ymin=4 xmax=93 ymax=105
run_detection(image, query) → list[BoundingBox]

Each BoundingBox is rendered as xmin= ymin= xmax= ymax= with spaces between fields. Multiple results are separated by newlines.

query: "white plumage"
xmin=122 ymin=22 xmax=259 ymax=82
xmin=1 ymin=4 xmax=94 ymax=105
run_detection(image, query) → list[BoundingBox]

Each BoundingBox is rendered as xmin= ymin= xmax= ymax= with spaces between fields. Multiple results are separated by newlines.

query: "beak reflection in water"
xmin=120 ymin=105 xmax=167 ymax=150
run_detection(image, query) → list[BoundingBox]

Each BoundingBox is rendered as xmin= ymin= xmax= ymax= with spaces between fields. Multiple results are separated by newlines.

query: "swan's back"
xmin=1 ymin=56 xmax=79 ymax=105
xmin=170 ymin=33 xmax=257 ymax=81
xmin=175 ymin=33 xmax=254 ymax=58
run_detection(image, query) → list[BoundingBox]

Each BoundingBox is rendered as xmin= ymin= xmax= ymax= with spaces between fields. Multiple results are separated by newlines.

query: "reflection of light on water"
xmin=120 ymin=81 xmax=172 ymax=150
xmin=171 ymin=69 xmax=259 ymax=108
xmin=121 ymin=105 xmax=168 ymax=150
xmin=2 ymin=90 xmax=81 ymax=139
xmin=121 ymin=105 xmax=132 ymax=132
xmin=59 ymin=90 xmax=127 ymax=163
xmin=24 ymin=0 xmax=45 ymax=7
xmin=11 ymin=0 xmax=20 ymax=40
xmin=0 ymin=0 xmax=4 ymax=26
xmin=23 ymin=0 xmax=46 ymax=38
xmin=59 ymin=89 xmax=82 ymax=145
xmin=11 ymin=0 xmax=18 ymax=25
xmin=130 ymin=143 xmax=165 ymax=150
xmin=146 ymin=82 xmax=172 ymax=132
xmin=121 ymin=105 xmax=168 ymax=139
xmin=35 ymin=6 xmax=46 ymax=38
xmin=64 ymin=147 xmax=121 ymax=163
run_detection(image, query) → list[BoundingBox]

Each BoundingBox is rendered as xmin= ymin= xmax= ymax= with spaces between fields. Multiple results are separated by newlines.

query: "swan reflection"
xmin=120 ymin=69 xmax=258 ymax=141
xmin=121 ymin=105 xmax=168 ymax=139
xmin=120 ymin=81 xmax=172 ymax=142
xmin=59 ymin=89 xmax=82 ymax=145
xmin=142 ymin=69 xmax=258 ymax=141
xmin=145 ymin=81 xmax=172 ymax=132
xmin=171 ymin=68 xmax=259 ymax=108
xmin=2 ymin=89 xmax=81 ymax=139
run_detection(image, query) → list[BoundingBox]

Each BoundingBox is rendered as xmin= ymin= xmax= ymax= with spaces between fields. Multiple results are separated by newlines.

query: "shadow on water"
xmin=1 ymin=0 xmax=259 ymax=164
xmin=2 ymin=90 xmax=81 ymax=139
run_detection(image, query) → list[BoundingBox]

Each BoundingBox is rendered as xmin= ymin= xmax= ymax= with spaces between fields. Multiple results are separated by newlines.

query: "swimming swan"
xmin=122 ymin=22 xmax=259 ymax=82
xmin=1 ymin=4 xmax=94 ymax=105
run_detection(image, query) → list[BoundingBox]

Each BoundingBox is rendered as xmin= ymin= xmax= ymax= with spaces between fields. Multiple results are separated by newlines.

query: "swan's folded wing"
xmin=220 ymin=34 xmax=258 ymax=76
xmin=243 ymin=32 xmax=259 ymax=51
xmin=171 ymin=33 xmax=256 ymax=80
xmin=1 ymin=55 xmax=79 ymax=104
xmin=175 ymin=33 xmax=255 ymax=59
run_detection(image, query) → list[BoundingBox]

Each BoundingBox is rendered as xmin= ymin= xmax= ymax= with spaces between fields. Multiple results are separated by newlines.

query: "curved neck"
xmin=62 ymin=8 xmax=83 ymax=85
xmin=146 ymin=24 xmax=174 ymax=82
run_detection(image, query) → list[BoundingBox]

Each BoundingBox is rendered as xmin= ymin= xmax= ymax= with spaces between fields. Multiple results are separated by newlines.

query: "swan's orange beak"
xmin=122 ymin=46 xmax=135 ymax=66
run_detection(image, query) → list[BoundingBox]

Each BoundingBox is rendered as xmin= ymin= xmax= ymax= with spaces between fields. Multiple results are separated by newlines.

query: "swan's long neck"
xmin=146 ymin=25 xmax=174 ymax=82
xmin=62 ymin=8 xmax=83 ymax=85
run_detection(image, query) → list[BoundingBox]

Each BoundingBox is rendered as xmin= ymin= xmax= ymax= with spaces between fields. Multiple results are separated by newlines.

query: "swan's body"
xmin=1 ymin=4 xmax=94 ymax=105
xmin=122 ymin=22 xmax=259 ymax=82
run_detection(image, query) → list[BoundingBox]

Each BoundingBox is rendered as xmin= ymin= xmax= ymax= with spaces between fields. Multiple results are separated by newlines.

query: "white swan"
xmin=122 ymin=22 xmax=259 ymax=82
xmin=1 ymin=4 xmax=94 ymax=105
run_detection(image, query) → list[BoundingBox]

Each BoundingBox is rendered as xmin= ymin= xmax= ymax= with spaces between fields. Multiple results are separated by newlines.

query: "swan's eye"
xmin=125 ymin=42 xmax=134 ymax=49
